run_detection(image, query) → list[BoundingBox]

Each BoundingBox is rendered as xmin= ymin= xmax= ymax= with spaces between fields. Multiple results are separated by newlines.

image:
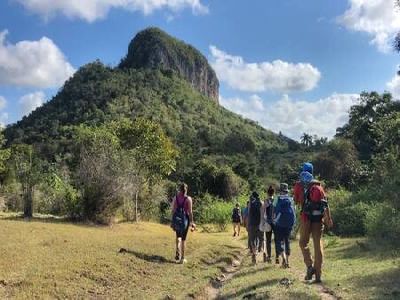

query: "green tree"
xmin=10 ymin=144 xmax=42 ymax=218
xmin=336 ymin=92 xmax=395 ymax=160
xmin=300 ymin=133 xmax=313 ymax=147
xmin=314 ymin=139 xmax=360 ymax=188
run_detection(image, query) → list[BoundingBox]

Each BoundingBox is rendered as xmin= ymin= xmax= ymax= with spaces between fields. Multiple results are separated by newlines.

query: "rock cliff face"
xmin=119 ymin=27 xmax=219 ymax=103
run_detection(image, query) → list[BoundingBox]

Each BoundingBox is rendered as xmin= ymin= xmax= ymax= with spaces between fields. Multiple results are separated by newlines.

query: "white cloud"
xmin=387 ymin=74 xmax=400 ymax=99
xmin=209 ymin=46 xmax=321 ymax=93
xmin=0 ymin=96 xmax=6 ymax=111
xmin=220 ymin=93 xmax=360 ymax=140
xmin=338 ymin=0 xmax=400 ymax=53
xmin=0 ymin=30 xmax=75 ymax=88
xmin=0 ymin=96 xmax=8 ymax=126
xmin=16 ymin=0 xmax=208 ymax=22
xmin=19 ymin=91 xmax=46 ymax=117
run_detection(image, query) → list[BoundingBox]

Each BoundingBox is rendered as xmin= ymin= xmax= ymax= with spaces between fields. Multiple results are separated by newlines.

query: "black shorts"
xmin=176 ymin=223 xmax=190 ymax=241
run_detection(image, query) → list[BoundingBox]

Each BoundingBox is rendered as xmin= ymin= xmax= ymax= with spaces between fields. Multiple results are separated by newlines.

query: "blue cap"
xmin=302 ymin=162 xmax=313 ymax=174
xmin=300 ymin=171 xmax=313 ymax=184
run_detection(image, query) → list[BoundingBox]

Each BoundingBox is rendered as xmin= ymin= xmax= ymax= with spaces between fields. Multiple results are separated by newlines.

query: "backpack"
xmin=172 ymin=196 xmax=188 ymax=234
xmin=232 ymin=207 xmax=241 ymax=223
xmin=248 ymin=197 xmax=262 ymax=226
xmin=303 ymin=183 xmax=327 ymax=223
xmin=259 ymin=199 xmax=273 ymax=232
xmin=275 ymin=196 xmax=295 ymax=228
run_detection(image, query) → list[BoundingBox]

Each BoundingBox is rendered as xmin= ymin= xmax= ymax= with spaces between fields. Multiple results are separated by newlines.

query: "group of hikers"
xmin=171 ymin=162 xmax=333 ymax=283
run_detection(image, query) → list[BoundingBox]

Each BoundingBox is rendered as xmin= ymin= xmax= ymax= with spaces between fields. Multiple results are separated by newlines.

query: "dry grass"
xmin=1 ymin=214 xmax=399 ymax=300
xmin=0 ymin=214 xmax=243 ymax=299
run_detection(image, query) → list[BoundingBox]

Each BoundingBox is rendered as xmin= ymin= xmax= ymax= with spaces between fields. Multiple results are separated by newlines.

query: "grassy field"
xmin=0 ymin=214 xmax=399 ymax=299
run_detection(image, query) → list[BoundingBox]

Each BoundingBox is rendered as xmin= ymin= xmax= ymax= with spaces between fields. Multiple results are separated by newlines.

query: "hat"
xmin=279 ymin=183 xmax=289 ymax=193
xmin=302 ymin=162 xmax=313 ymax=175
xmin=300 ymin=171 xmax=313 ymax=184
xmin=251 ymin=191 xmax=259 ymax=199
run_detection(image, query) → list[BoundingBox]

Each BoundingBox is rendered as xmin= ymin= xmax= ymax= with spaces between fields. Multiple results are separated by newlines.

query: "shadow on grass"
xmin=217 ymin=279 xmax=278 ymax=299
xmin=330 ymin=239 xmax=397 ymax=260
xmin=118 ymin=248 xmax=176 ymax=264
xmin=0 ymin=213 xmax=118 ymax=228
xmin=230 ymin=266 xmax=271 ymax=280
xmin=351 ymin=267 xmax=400 ymax=299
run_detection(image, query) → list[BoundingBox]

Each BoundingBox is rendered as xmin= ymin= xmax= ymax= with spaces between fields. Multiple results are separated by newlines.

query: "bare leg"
xmin=181 ymin=240 xmax=186 ymax=260
xmin=175 ymin=237 xmax=181 ymax=260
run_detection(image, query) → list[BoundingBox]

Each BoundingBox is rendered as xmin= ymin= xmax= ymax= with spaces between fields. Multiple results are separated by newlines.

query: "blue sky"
xmin=0 ymin=0 xmax=399 ymax=140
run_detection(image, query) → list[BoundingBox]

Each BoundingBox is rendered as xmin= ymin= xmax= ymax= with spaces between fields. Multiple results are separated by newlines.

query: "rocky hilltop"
xmin=119 ymin=27 xmax=219 ymax=103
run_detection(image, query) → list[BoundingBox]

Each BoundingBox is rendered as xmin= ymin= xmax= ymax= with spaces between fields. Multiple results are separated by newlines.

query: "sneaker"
xmin=179 ymin=258 xmax=187 ymax=264
xmin=275 ymin=257 xmax=280 ymax=265
xmin=304 ymin=266 xmax=315 ymax=280
xmin=314 ymin=278 xmax=322 ymax=284
xmin=263 ymin=253 xmax=267 ymax=263
xmin=266 ymin=256 xmax=272 ymax=263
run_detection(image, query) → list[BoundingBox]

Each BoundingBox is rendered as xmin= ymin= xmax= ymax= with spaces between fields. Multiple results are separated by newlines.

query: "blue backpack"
xmin=172 ymin=196 xmax=188 ymax=234
xmin=275 ymin=196 xmax=295 ymax=228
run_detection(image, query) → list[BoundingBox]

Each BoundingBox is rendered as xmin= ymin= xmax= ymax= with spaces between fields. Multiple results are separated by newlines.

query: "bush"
xmin=332 ymin=201 xmax=369 ymax=236
xmin=35 ymin=174 xmax=80 ymax=218
xmin=197 ymin=195 xmax=236 ymax=231
xmin=366 ymin=203 xmax=400 ymax=245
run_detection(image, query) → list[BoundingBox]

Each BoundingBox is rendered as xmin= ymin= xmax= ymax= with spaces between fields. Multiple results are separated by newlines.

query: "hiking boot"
xmin=233 ymin=232 xmax=236 ymax=237
xmin=314 ymin=278 xmax=322 ymax=284
xmin=275 ymin=257 xmax=280 ymax=264
xmin=304 ymin=266 xmax=315 ymax=280
xmin=266 ymin=256 xmax=272 ymax=263
xmin=252 ymin=254 xmax=257 ymax=265
xmin=263 ymin=253 xmax=267 ymax=263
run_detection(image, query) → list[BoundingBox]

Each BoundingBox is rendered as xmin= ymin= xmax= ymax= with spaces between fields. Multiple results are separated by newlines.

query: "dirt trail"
xmin=202 ymin=249 xmax=247 ymax=299
xmin=202 ymin=250 xmax=339 ymax=300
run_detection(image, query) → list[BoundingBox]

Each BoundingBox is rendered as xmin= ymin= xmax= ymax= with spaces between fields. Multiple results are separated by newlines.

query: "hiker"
xmin=242 ymin=201 xmax=250 ymax=249
xmin=274 ymin=183 xmax=296 ymax=268
xmin=232 ymin=203 xmax=242 ymax=237
xmin=293 ymin=163 xmax=333 ymax=283
xmin=248 ymin=191 xmax=263 ymax=264
xmin=259 ymin=186 xmax=275 ymax=263
xmin=171 ymin=183 xmax=196 ymax=264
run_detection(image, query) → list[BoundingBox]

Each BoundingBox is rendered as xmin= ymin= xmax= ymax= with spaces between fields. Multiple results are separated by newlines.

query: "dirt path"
xmin=202 ymin=249 xmax=247 ymax=299
xmin=201 ymin=249 xmax=339 ymax=300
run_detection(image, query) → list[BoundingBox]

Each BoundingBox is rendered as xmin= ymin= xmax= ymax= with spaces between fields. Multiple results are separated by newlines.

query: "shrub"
xmin=332 ymin=201 xmax=369 ymax=236
xmin=194 ymin=194 xmax=234 ymax=231
xmin=204 ymin=201 xmax=232 ymax=231
xmin=366 ymin=203 xmax=400 ymax=245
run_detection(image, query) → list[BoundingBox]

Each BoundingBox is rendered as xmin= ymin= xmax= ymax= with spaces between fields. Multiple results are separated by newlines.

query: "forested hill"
xmin=4 ymin=27 xmax=298 ymax=192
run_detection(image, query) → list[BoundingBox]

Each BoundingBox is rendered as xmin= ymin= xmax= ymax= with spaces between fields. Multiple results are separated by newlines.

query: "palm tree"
xmin=300 ymin=133 xmax=313 ymax=147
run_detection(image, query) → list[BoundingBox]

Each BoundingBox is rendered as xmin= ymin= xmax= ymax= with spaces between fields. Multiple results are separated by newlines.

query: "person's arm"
xmin=324 ymin=204 xmax=333 ymax=228
xmin=171 ymin=196 xmax=177 ymax=213
xmin=188 ymin=197 xmax=196 ymax=228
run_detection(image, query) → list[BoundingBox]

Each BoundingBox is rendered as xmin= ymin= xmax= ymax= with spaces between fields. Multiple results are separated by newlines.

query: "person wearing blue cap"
xmin=293 ymin=162 xmax=333 ymax=283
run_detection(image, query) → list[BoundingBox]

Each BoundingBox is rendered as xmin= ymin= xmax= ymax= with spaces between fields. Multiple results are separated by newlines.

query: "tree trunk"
xmin=24 ymin=185 xmax=33 ymax=218
xmin=135 ymin=190 xmax=139 ymax=222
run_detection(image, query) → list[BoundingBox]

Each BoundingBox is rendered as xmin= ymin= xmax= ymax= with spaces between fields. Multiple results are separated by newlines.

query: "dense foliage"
xmin=4 ymin=60 xmax=297 ymax=198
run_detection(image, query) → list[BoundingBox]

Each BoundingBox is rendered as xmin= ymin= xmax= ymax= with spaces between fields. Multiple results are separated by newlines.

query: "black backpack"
xmin=172 ymin=196 xmax=188 ymax=234
xmin=232 ymin=208 xmax=241 ymax=223
xmin=249 ymin=198 xmax=262 ymax=226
